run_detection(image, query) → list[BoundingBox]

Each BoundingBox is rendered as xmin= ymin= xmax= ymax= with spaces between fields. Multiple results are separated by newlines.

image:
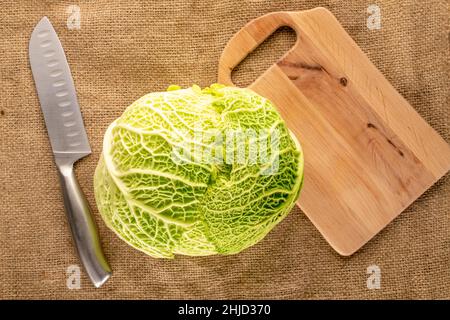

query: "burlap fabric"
xmin=0 ymin=0 xmax=448 ymax=299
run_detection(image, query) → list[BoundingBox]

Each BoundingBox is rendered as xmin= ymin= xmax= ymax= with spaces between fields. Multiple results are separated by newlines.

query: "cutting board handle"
xmin=218 ymin=11 xmax=302 ymax=86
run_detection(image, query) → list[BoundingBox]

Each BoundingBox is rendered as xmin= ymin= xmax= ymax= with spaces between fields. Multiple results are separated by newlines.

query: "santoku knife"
xmin=29 ymin=17 xmax=111 ymax=287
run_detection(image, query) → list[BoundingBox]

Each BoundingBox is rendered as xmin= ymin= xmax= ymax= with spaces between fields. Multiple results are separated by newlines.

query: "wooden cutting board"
xmin=217 ymin=7 xmax=450 ymax=255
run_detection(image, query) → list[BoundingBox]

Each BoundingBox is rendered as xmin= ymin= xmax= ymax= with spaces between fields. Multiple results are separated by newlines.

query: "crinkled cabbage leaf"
xmin=94 ymin=84 xmax=304 ymax=258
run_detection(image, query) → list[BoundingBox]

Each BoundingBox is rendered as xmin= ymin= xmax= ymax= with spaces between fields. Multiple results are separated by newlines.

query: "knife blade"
xmin=29 ymin=17 xmax=111 ymax=288
xmin=29 ymin=17 xmax=90 ymax=158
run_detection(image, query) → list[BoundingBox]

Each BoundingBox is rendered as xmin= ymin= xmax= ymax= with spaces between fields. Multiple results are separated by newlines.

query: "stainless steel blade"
xmin=29 ymin=17 xmax=90 ymax=159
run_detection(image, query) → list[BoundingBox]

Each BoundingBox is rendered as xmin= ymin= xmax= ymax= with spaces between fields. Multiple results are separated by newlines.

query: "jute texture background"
xmin=0 ymin=0 xmax=448 ymax=299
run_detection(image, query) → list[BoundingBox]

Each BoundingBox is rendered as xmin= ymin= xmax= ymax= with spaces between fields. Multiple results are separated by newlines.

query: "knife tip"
xmin=33 ymin=16 xmax=52 ymax=32
xmin=30 ymin=16 xmax=53 ymax=47
xmin=38 ymin=16 xmax=52 ymax=28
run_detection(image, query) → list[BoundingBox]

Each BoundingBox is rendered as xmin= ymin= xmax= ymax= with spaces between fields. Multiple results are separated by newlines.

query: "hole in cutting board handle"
xmin=231 ymin=26 xmax=297 ymax=88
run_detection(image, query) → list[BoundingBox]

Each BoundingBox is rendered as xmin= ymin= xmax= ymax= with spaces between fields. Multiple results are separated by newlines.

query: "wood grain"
xmin=218 ymin=8 xmax=450 ymax=255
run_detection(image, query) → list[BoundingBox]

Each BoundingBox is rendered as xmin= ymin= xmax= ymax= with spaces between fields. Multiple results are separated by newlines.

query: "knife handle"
xmin=56 ymin=157 xmax=112 ymax=288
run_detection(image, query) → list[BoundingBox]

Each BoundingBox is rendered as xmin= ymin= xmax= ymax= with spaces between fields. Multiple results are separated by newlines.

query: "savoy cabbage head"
xmin=94 ymin=84 xmax=304 ymax=258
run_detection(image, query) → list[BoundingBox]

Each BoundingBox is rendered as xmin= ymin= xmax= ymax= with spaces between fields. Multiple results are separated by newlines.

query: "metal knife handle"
xmin=55 ymin=156 xmax=112 ymax=288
